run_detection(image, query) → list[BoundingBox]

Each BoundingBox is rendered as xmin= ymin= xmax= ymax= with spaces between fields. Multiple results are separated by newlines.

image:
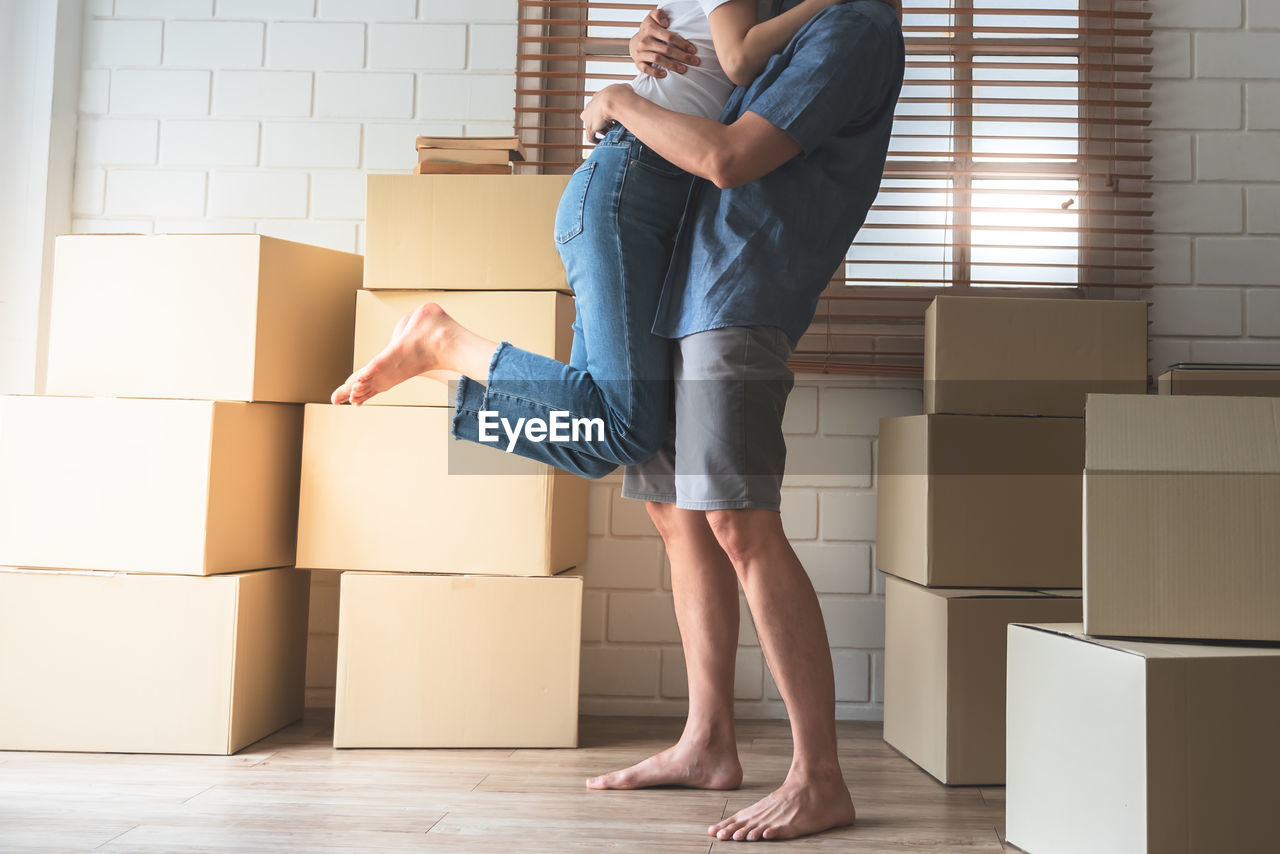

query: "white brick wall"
xmin=72 ymin=0 xmax=517 ymax=249
xmin=1146 ymin=0 xmax=1280 ymax=372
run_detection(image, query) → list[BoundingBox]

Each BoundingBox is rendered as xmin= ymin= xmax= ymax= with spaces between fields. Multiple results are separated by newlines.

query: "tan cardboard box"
xmin=333 ymin=572 xmax=581 ymax=748
xmin=1006 ymin=622 xmax=1280 ymax=854
xmin=353 ymin=290 xmax=574 ymax=407
xmin=296 ymin=404 xmax=587 ymax=576
xmin=1084 ymin=393 xmax=1280 ymax=642
xmin=364 ymin=174 xmax=571 ymax=292
xmin=924 ymin=296 xmax=1148 ymax=417
xmin=883 ymin=578 xmax=1081 ymax=785
xmin=1157 ymin=367 xmax=1280 ymax=397
xmin=47 ymin=234 xmax=363 ymax=403
xmin=876 ymin=414 xmax=1084 ymax=588
xmin=0 ymin=567 xmax=309 ymax=755
xmin=0 ymin=396 xmax=303 ymax=575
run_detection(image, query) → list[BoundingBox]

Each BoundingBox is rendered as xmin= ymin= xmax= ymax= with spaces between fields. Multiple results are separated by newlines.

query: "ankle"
xmin=678 ymin=721 xmax=738 ymax=756
xmin=785 ymin=759 xmax=846 ymax=787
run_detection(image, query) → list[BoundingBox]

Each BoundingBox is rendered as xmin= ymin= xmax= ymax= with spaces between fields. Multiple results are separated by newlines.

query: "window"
xmin=514 ymin=1 xmax=1151 ymax=375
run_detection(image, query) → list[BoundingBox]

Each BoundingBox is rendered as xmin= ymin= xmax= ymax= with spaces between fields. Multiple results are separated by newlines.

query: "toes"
xmin=332 ymin=373 xmax=360 ymax=405
xmin=710 ymin=816 xmax=736 ymax=835
xmin=716 ymin=820 xmax=746 ymax=840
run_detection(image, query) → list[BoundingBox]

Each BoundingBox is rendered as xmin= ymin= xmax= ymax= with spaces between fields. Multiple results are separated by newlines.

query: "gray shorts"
xmin=622 ymin=326 xmax=796 ymax=511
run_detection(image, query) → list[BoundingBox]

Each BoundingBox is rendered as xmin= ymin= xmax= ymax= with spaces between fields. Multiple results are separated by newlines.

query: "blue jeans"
xmin=451 ymin=125 xmax=694 ymax=478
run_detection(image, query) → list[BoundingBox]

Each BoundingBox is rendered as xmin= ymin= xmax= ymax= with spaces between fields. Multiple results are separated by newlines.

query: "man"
xmin=337 ymin=1 xmax=903 ymax=841
xmin=576 ymin=1 xmax=904 ymax=842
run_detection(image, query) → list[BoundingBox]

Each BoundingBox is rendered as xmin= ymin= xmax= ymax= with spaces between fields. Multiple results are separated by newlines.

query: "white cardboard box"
xmin=1006 ymin=622 xmax=1280 ymax=854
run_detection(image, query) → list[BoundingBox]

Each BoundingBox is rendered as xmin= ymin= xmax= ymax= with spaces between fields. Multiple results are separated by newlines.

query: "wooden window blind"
xmin=514 ymin=0 xmax=1152 ymax=376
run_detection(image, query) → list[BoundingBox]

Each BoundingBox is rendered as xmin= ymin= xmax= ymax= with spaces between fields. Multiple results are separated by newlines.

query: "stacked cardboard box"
xmin=412 ymin=135 xmax=525 ymax=175
xmin=1006 ymin=393 xmax=1280 ymax=853
xmin=0 ymin=234 xmax=362 ymax=754
xmin=878 ymin=296 xmax=1148 ymax=785
xmin=1156 ymin=362 xmax=1280 ymax=397
xmin=297 ymin=171 xmax=586 ymax=748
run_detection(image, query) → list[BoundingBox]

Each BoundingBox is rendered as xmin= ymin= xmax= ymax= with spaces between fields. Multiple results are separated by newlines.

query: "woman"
xmin=333 ymin=0 xmax=851 ymax=478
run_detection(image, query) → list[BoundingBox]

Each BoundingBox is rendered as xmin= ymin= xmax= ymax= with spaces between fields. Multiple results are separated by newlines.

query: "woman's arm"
xmin=709 ymin=0 xmax=843 ymax=87
xmin=582 ymin=84 xmax=801 ymax=189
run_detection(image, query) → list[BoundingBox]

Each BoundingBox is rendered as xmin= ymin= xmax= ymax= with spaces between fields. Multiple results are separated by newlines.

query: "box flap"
xmin=927 ymin=586 xmax=1081 ymax=601
xmin=1160 ymin=368 xmax=1280 ymax=397
xmin=1011 ymin=622 xmax=1280 ymax=660
xmin=1085 ymin=394 xmax=1280 ymax=473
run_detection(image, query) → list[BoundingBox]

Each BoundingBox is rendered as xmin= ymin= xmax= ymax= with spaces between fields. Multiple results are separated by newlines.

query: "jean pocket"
xmin=554 ymin=160 xmax=596 ymax=244
xmin=630 ymin=144 xmax=685 ymax=179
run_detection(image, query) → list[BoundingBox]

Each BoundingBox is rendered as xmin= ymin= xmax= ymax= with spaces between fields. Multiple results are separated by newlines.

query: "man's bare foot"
xmin=330 ymin=302 xmax=457 ymax=406
xmin=586 ymin=741 xmax=742 ymax=791
xmin=709 ymin=771 xmax=855 ymax=842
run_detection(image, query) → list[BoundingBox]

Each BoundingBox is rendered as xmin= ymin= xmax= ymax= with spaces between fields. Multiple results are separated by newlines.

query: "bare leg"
xmin=587 ymin=503 xmax=743 ymax=791
xmin=331 ymin=303 xmax=497 ymax=406
xmin=703 ymin=508 xmax=854 ymax=842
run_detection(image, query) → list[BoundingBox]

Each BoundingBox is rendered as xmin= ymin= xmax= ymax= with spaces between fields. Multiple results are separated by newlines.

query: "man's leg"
xmin=704 ymin=508 xmax=854 ymax=842
xmin=656 ymin=326 xmax=853 ymax=842
xmin=587 ymin=501 xmax=743 ymax=790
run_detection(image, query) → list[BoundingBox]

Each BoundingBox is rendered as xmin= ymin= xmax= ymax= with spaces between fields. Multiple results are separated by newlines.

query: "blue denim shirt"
xmin=651 ymin=0 xmax=905 ymax=343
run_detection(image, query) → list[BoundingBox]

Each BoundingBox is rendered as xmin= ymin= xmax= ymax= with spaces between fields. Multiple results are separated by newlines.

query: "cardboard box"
xmin=412 ymin=161 xmax=513 ymax=175
xmin=883 ymin=578 xmax=1080 ymax=785
xmin=0 ymin=396 xmax=303 ymax=575
xmin=1006 ymin=622 xmax=1280 ymax=854
xmin=415 ymin=135 xmax=525 ymax=161
xmin=924 ymin=296 xmax=1148 ymax=417
xmin=1157 ymin=367 xmax=1280 ymax=397
xmin=47 ymin=234 xmax=363 ymax=403
xmin=296 ymin=404 xmax=587 ymax=576
xmin=876 ymin=414 xmax=1084 ymax=588
xmin=353 ymin=290 xmax=574 ymax=407
xmin=0 ymin=567 xmax=309 ymax=755
xmin=1084 ymin=393 xmax=1280 ymax=642
xmin=364 ymin=174 xmax=571 ymax=292
xmin=333 ymin=572 xmax=581 ymax=748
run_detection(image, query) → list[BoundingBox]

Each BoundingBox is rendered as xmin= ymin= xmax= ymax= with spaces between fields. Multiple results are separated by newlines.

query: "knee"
xmin=705 ymin=510 xmax=756 ymax=566
xmin=645 ymin=501 xmax=681 ymax=537
xmin=646 ymin=501 xmax=710 ymax=542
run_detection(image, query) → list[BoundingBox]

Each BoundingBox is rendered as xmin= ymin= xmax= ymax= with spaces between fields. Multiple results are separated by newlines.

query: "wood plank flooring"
xmin=0 ymin=713 xmax=1009 ymax=852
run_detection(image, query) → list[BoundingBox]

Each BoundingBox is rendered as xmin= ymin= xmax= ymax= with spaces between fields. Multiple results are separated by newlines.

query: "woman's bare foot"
xmin=331 ymin=302 xmax=458 ymax=406
xmin=708 ymin=771 xmax=855 ymax=842
xmin=586 ymin=740 xmax=743 ymax=791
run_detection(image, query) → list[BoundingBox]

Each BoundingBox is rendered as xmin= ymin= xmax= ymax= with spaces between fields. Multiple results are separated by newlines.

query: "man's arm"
xmin=582 ymin=84 xmax=800 ymax=190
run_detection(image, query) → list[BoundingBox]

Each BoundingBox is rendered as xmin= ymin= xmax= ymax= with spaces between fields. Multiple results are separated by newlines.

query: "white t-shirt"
xmin=629 ymin=0 xmax=749 ymax=120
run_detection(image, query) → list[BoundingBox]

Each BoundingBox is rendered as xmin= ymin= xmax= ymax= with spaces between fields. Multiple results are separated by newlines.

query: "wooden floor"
xmin=0 ymin=712 xmax=1009 ymax=853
